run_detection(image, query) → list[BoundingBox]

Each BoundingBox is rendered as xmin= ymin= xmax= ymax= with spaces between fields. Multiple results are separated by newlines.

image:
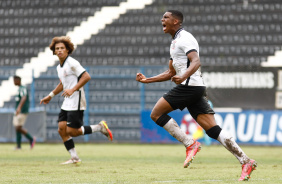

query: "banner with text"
xmin=141 ymin=110 xmax=282 ymax=146
xmin=201 ymin=66 xmax=282 ymax=109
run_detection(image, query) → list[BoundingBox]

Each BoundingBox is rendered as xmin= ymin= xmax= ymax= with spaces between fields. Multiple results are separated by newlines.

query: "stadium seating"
xmin=0 ymin=0 xmax=125 ymax=67
xmin=73 ymin=1 xmax=282 ymax=66
xmin=1 ymin=0 xmax=282 ymax=142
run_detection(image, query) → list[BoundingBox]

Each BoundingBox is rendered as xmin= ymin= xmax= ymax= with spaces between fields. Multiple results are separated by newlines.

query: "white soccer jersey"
xmin=170 ymin=28 xmax=205 ymax=86
xmin=57 ymin=56 xmax=87 ymax=111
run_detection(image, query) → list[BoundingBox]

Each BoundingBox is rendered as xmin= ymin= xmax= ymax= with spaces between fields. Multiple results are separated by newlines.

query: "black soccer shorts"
xmin=163 ymin=85 xmax=214 ymax=120
xmin=58 ymin=109 xmax=84 ymax=128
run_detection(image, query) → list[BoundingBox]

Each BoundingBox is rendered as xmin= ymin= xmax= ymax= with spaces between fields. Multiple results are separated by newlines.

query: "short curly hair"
xmin=167 ymin=10 xmax=184 ymax=25
xmin=49 ymin=36 xmax=75 ymax=55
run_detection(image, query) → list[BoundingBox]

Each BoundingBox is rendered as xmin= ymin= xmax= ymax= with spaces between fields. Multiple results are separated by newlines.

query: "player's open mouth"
xmin=162 ymin=24 xmax=166 ymax=31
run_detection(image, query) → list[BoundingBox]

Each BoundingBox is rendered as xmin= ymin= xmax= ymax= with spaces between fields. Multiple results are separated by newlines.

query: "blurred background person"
xmin=13 ymin=75 xmax=36 ymax=150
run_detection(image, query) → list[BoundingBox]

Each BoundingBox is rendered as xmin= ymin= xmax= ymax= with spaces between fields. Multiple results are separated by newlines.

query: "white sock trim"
xmin=81 ymin=126 xmax=85 ymax=135
xmin=69 ymin=148 xmax=78 ymax=159
xmin=90 ymin=124 xmax=102 ymax=132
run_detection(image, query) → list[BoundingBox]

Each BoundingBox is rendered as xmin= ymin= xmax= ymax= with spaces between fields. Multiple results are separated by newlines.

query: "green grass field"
xmin=1 ymin=143 xmax=281 ymax=184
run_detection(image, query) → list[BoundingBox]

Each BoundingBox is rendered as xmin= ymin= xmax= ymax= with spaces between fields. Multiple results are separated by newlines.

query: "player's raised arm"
xmin=40 ymin=81 xmax=63 ymax=104
xmin=171 ymin=51 xmax=200 ymax=85
xmin=136 ymin=59 xmax=176 ymax=83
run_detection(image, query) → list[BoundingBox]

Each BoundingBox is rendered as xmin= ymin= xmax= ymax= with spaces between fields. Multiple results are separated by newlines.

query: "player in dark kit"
xmin=136 ymin=10 xmax=257 ymax=181
xmin=13 ymin=75 xmax=35 ymax=150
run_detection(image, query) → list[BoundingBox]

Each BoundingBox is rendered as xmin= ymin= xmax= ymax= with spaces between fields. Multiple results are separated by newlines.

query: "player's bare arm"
xmin=136 ymin=59 xmax=176 ymax=83
xmin=171 ymin=51 xmax=201 ymax=85
xmin=40 ymin=82 xmax=63 ymax=104
xmin=62 ymin=71 xmax=91 ymax=97
xmin=16 ymin=96 xmax=26 ymax=115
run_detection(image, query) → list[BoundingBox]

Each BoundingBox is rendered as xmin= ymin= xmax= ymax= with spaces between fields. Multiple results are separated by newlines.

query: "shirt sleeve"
xmin=179 ymin=37 xmax=198 ymax=55
xmin=20 ymin=87 xmax=27 ymax=97
xmin=70 ymin=59 xmax=86 ymax=77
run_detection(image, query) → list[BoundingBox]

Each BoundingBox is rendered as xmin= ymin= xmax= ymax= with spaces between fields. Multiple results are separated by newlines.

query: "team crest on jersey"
xmin=171 ymin=40 xmax=177 ymax=49
xmin=63 ymin=69 xmax=67 ymax=76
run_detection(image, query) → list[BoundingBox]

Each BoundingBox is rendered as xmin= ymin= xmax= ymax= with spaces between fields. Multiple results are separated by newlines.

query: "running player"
xmin=40 ymin=36 xmax=113 ymax=165
xmin=136 ymin=10 xmax=256 ymax=181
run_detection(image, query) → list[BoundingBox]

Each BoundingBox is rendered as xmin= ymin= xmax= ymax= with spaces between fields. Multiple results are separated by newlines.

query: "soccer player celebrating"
xmin=40 ymin=36 xmax=113 ymax=165
xmin=136 ymin=10 xmax=256 ymax=181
